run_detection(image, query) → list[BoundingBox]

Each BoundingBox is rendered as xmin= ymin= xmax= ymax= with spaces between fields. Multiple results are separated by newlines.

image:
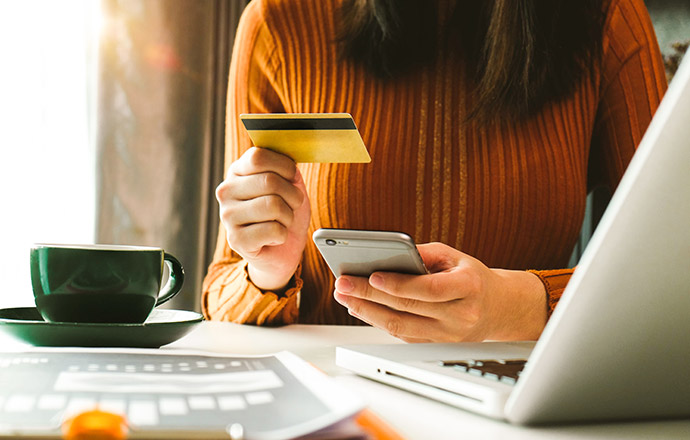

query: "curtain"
xmin=95 ymin=0 xmax=250 ymax=312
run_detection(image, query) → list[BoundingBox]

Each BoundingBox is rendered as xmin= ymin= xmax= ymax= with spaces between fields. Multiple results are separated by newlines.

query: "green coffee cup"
xmin=30 ymin=244 xmax=184 ymax=324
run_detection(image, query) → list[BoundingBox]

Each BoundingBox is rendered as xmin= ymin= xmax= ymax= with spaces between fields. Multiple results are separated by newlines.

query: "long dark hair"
xmin=338 ymin=0 xmax=607 ymax=119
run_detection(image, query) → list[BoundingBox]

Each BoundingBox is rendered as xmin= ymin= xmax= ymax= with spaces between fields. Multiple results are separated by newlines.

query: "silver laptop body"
xmin=337 ymin=53 xmax=690 ymax=425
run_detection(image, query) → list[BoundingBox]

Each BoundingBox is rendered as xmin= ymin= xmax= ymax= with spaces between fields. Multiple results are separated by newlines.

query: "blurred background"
xmin=0 ymin=0 xmax=687 ymax=313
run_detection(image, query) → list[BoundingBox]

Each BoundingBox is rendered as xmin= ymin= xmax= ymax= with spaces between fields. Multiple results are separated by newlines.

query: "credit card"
xmin=240 ymin=113 xmax=371 ymax=163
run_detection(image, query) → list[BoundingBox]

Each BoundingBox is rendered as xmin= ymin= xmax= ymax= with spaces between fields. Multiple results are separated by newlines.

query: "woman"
xmin=202 ymin=0 xmax=667 ymax=342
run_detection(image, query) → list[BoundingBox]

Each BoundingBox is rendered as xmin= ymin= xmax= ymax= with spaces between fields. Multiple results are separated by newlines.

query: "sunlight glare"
xmin=0 ymin=0 xmax=101 ymax=307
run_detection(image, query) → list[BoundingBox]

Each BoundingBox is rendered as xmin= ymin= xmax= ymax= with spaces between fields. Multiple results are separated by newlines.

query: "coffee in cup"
xmin=30 ymin=244 xmax=184 ymax=323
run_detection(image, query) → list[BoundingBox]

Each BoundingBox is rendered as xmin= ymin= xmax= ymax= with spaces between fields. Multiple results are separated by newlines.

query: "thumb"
xmin=417 ymin=242 xmax=461 ymax=273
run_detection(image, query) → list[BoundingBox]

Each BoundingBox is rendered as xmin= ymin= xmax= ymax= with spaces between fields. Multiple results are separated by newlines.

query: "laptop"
xmin=336 ymin=52 xmax=690 ymax=426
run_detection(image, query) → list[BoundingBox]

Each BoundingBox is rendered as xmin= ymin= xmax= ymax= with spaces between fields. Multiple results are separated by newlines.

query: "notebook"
xmin=0 ymin=348 xmax=365 ymax=439
xmin=336 ymin=53 xmax=690 ymax=425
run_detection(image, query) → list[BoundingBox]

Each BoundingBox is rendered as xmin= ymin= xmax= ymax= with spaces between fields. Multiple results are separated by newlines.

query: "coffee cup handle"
xmin=155 ymin=253 xmax=185 ymax=306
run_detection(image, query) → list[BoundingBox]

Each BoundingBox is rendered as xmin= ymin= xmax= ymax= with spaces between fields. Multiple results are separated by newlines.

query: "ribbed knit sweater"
xmin=202 ymin=0 xmax=667 ymax=326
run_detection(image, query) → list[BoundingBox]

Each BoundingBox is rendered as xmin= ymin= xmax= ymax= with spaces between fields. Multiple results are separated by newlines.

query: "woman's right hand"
xmin=215 ymin=147 xmax=311 ymax=292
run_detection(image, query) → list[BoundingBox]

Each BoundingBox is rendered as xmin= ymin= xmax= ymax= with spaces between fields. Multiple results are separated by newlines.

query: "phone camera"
xmin=325 ymin=239 xmax=337 ymax=246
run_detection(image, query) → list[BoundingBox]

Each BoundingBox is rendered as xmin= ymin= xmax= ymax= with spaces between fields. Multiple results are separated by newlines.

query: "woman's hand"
xmin=333 ymin=242 xmax=547 ymax=342
xmin=216 ymin=147 xmax=311 ymax=292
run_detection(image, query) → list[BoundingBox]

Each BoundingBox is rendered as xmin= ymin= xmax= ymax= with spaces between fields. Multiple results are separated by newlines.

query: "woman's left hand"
xmin=333 ymin=242 xmax=548 ymax=343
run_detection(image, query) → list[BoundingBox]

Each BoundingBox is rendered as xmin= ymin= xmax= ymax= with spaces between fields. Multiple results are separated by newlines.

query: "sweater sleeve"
xmin=201 ymin=0 xmax=302 ymax=325
xmin=532 ymin=0 xmax=667 ymax=317
xmin=202 ymin=244 xmax=302 ymax=325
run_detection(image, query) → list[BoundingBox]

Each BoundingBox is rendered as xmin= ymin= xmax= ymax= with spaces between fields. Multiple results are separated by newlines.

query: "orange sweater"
xmin=202 ymin=0 xmax=667 ymax=325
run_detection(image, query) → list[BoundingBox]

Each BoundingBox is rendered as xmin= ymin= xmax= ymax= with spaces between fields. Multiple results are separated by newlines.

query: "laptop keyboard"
xmin=439 ymin=359 xmax=527 ymax=385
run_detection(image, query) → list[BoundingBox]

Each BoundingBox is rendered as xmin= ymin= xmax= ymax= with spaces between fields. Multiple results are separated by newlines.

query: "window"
xmin=0 ymin=1 xmax=101 ymax=307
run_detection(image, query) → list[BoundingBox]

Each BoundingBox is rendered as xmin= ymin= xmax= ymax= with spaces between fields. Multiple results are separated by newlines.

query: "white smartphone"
xmin=312 ymin=228 xmax=428 ymax=278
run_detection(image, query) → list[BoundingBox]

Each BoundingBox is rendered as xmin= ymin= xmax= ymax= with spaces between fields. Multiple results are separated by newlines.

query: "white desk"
xmin=164 ymin=321 xmax=690 ymax=440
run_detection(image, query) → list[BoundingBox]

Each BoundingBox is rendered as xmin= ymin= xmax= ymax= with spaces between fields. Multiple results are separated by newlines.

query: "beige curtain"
xmin=95 ymin=0 xmax=250 ymax=312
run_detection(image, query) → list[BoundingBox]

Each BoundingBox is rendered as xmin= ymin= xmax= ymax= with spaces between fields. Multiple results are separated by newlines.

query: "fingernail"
xmin=369 ymin=273 xmax=383 ymax=289
xmin=335 ymin=277 xmax=353 ymax=293
xmin=334 ymin=291 xmax=349 ymax=306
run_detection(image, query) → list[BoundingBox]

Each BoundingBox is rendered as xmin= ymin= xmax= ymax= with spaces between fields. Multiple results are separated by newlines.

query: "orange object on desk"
xmin=354 ymin=409 xmax=405 ymax=440
xmin=61 ymin=409 xmax=129 ymax=440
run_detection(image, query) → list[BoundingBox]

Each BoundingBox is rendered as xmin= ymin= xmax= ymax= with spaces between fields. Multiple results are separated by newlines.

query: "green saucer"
xmin=0 ymin=307 xmax=203 ymax=348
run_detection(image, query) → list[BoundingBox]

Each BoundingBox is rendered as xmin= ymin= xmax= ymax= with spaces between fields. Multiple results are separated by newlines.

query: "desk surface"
xmin=1 ymin=320 xmax=688 ymax=439
xmin=161 ymin=321 xmax=690 ymax=440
